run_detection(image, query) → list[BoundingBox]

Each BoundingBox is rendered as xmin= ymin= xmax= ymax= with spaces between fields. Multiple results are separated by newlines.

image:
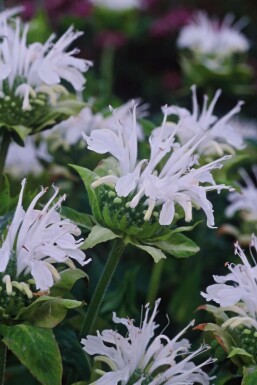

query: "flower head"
xmin=6 ymin=136 xmax=52 ymax=177
xmin=226 ymin=167 xmax=257 ymax=221
xmin=164 ymin=86 xmax=244 ymax=157
xmin=44 ymin=99 xmax=146 ymax=150
xmin=84 ymin=102 xmax=232 ymax=227
xmin=0 ymin=179 xmax=90 ymax=291
xmin=177 ymin=12 xmax=249 ymax=58
xmin=82 ymin=299 xmax=215 ymax=385
xmin=0 ymin=8 xmax=92 ymax=132
xmin=202 ymin=235 xmax=257 ymax=329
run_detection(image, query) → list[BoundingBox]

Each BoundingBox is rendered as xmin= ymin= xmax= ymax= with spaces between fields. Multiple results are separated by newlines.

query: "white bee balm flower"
xmin=82 ymin=299 xmax=215 ymax=385
xmin=0 ymin=8 xmax=92 ymax=121
xmin=177 ymin=12 xmax=249 ymax=57
xmin=0 ymin=179 xmax=90 ymax=291
xmin=164 ymin=86 xmax=244 ymax=156
xmin=202 ymin=235 xmax=257 ymax=329
xmin=84 ymin=102 xmax=232 ymax=227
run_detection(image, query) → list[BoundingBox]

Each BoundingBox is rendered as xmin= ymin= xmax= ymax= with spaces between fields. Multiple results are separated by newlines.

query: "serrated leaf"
xmin=61 ymin=206 xmax=94 ymax=231
xmin=0 ymin=324 xmax=62 ymax=385
xmin=50 ymin=268 xmax=88 ymax=297
xmin=17 ymin=296 xmax=82 ymax=327
xmin=154 ymin=233 xmax=199 ymax=258
xmin=82 ymin=224 xmax=120 ymax=250
xmin=133 ymin=243 xmax=166 ymax=263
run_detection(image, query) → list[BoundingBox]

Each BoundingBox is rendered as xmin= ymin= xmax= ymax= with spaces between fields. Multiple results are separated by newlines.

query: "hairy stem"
xmin=80 ymin=239 xmax=125 ymax=337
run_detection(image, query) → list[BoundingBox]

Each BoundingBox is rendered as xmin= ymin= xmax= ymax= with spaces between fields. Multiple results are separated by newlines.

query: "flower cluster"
xmin=177 ymin=12 xmax=249 ymax=59
xmin=82 ymin=299 xmax=215 ymax=385
xmin=226 ymin=167 xmax=257 ymax=221
xmin=44 ymin=99 xmax=147 ymax=150
xmin=165 ymin=86 xmax=244 ymax=156
xmin=0 ymin=179 xmax=90 ymax=292
xmin=84 ymin=99 xmax=233 ymax=228
xmin=0 ymin=7 xmax=92 ymax=132
xmin=202 ymin=235 xmax=257 ymax=330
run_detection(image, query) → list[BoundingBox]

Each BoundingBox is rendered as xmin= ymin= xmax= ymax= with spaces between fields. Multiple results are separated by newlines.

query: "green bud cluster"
xmin=0 ymin=87 xmax=49 ymax=129
xmin=235 ymin=327 xmax=257 ymax=359
xmin=0 ymin=255 xmax=35 ymax=320
xmin=96 ymin=185 xmax=160 ymax=231
xmin=127 ymin=369 xmax=154 ymax=385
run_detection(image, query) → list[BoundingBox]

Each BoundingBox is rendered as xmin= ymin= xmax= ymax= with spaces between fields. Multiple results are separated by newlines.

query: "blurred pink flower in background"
xmin=151 ymin=7 xmax=192 ymax=37
xmin=95 ymin=30 xmax=127 ymax=49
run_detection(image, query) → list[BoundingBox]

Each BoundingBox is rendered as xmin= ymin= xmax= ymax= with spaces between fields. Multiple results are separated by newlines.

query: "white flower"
xmin=0 ymin=9 xmax=92 ymax=111
xmin=177 ymin=12 xmax=249 ymax=58
xmin=89 ymin=0 xmax=141 ymax=11
xmin=0 ymin=179 xmax=90 ymax=291
xmin=44 ymin=100 xmax=146 ymax=150
xmin=84 ymin=102 xmax=232 ymax=227
xmin=226 ymin=167 xmax=257 ymax=220
xmin=5 ymin=136 xmax=52 ymax=177
xmin=229 ymin=118 xmax=257 ymax=142
xmin=201 ymin=235 xmax=257 ymax=329
xmin=163 ymin=86 xmax=244 ymax=156
xmin=82 ymin=299 xmax=215 ymax=385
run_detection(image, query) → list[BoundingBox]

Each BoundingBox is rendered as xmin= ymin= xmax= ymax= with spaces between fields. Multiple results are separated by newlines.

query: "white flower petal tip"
xmin=202 ymin=235 xmax=257 ymax=328
xmin=82 ymin=299 xmax=215 ymax=385
xmin=0 ymin=179 xmax=89 ymax=291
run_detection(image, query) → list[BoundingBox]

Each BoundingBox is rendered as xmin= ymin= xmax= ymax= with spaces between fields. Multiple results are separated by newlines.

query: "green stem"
xmin=0 ymin=341 xmax=7 ymax=385
xmin=146 ymin=259 xmax=165 ymax=305
xmin=100 ymin=45 xmax=114 ymax=105
xmin=0 ymin=132 xmax=11 ymax=190
xmin=80 ymin=239 xmax=125 ymax=337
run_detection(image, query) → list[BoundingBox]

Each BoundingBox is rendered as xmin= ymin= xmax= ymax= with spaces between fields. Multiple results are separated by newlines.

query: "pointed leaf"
xmin=70 ymin=165 xmax=103 ymax=223
xmin=228 ymin=347 xmax=253 ymax=359
xmin=61 ymin=206 xmax=94 ymax=231
xmin=154 ymin=233 xmax=199 ymax=258
xmin=50 ymin=268 xmax=88 ymax=297
xmin=0 ymin=324 xmax=62 ymax=385
xmin=82 ymin=224 xmax=120 ymax=250
xmin=133 ymin=243 xmax=166 ymax=263
xmin=17 ymin=296 xmax=82 ymax=327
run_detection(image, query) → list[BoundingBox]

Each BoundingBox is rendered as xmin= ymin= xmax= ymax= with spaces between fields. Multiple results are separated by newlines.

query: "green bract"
xmin=0 ymin=89 xmax=85 ymax=144
xmin=71 ymin=164 xmax=200 ymax=262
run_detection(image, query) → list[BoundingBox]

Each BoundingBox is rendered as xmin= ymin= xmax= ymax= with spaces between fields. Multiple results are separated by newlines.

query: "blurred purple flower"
xmin=95 ymin=30 xmax=127 ymax=49
xmin=151 ymin=7 xmax=192 ymax=37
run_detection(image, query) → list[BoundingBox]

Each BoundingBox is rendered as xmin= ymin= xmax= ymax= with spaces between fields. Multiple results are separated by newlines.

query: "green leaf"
xmin=8 ymin=124 xmax=31 ymax=142
xmin=133 ymin=243 xmax=166 ymax=263
xmin=72 ymin=382 xmax=87 ymax=385
xmin=0 ymin=176 xmax=10 ymax=215
xmin=242 ymin=366 xmax=257 ymax=385
xmin=70 ymin=165 xmax=103 ymax=223
xmin=61 ymin=206 xmax=94 ymax=231
xmin=82 ymin=224 xmax=120 ymax=250
xmin=50 ymin=268 xmax=88 ymax=297
xmin=154 ymin=233 xmax=199 ymax=258
xmin=228 ymin=347 xmax=253 ymax=359
xmin=17 ymin=296 xmax=82 ymax=328
xmin=0 ymin=324 xmax=62 ymax=385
